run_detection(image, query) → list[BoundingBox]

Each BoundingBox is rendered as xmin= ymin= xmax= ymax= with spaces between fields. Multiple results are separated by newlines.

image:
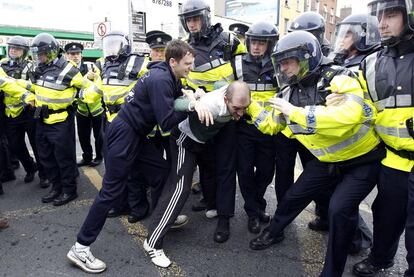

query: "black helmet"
xmin=102 ymin=30 xmax=131 ymax=59
xmin=332 ymin=14 xmax=380 ymax=63
xmin=30 ymin=33 xmax=60 ymax=66
xmin=245 ymin=22 xmax=279 ymax=57
xmin=368 ymin=0 xmax=412 ymax=46
xmin=406 ymin=0 xmax=414 ymax=31
xmin=271 ymin=31 xmax=322 ymax=87
xmin=288 ymin=12 xmax=326 ymax=45
xmin=178 ymin=0 xmax=211 ymax=35
xmin=7 ymin=36 xmax=29 ymax=62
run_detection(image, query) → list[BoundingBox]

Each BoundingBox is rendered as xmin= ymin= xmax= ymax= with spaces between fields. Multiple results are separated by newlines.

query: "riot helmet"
xmin=332 ymin=14 xmax=380 ymax=63
xmin=288 ymin=12 xmax=326 ymax=46
xmin=179 ymin=0 xmax=211 ymax=36
xmin=368 ymin=0 xmax=412 ymax=46
xmin=245 ymin=22 xmax=279 ymax=59
xmin=271 ymin=31 xmax=322 ymax=88
xmin=30 ymin=33 xmax=60 ymax=66
xmin=102 ymin=31 xmax=131 ymax=60
xmin=406 ymin=0 xmax=414 ymax=30
xmin=7 ymin=36 xmax=29 ymax=63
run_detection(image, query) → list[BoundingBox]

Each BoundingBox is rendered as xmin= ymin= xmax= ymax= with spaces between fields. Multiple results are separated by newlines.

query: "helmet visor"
xmin=368 ymin=0 xmax=406 ymax=40
xmin=333 ymin=24 xmax=362 ymax=54
xmin=102 ymin=35 xmax=128 ymax=58
xmin=271 ymin=48 xmax=310 ymax=87
xmin=406 ymin=0 xmax=414 ymax=30
xmin=30 ymin=46 xmax=56 ymax=66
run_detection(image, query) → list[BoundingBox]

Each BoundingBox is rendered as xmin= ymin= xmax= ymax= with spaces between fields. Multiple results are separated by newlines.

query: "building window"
xmin=285 ymin=0 xmax=290 ymax=7
xmin=315 ymin=0 xmax=320 ymax=13
xmin=330 ymin=7 xmax=335 ymax=24
xmin=323 ymin=4 xmax=328 ymax=21
xmin=296 ymin=0 xmax=301 ymax=11
xmin=284 ymin=18 xmax=290 ymax=34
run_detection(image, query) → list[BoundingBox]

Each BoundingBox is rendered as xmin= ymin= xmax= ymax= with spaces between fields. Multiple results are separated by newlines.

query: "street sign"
xmin=93 ymin=21 xmax=111 ymax=49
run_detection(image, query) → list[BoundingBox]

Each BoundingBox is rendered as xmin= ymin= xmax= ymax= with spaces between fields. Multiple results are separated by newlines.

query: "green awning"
xmin=83 ymin=49 xmax=102 ymax=59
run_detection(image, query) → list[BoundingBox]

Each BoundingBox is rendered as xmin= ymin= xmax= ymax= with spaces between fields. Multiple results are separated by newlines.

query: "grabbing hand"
xmin=268 ymin=97 xmax=296 ymax=116
xmin=194 ymin=88 xmax=206 ymax=100
xmin=86 ymin=70 xmax=98 ymax=81
xmin=193 ymin=101 xmax=214 ymax=127
xmin=325 ymin=93 xmax=346 ymax=106
xmin=181 ymin=88 xmax=197 ymax=102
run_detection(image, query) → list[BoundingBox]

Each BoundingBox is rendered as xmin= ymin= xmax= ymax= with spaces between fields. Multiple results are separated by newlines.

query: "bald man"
xmin=144 ymin=81 xmax=251 ymax=267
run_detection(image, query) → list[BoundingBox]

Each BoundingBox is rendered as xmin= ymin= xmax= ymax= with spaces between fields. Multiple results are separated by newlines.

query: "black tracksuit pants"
xmin=147 ymin=128 xmax=215 ymax=249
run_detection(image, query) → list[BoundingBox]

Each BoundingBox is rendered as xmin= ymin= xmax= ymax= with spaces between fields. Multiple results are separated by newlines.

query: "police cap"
xmin=229 ymin=23 xmax=250 ymax=36
xmin=64 ymin=42 xmax=84 ymax=53
xmin=145 ymin=31 xmax=172 ymax=49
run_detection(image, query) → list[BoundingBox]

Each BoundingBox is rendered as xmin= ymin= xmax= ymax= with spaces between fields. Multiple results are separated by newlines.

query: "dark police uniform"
xmin=64 ymin=42 xmax=104 ymax=167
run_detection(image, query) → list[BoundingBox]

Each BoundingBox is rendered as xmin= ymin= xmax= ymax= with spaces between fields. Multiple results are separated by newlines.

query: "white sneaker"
xmin=67 ymin=245 xmax=106 ymax=273
xmin=143 ymin=239 xmax=171 ymax=268
xmin=171 ymin=214 xmax=189 ymax=229
xmin=205 ymin=209 xmax=218 ymax=219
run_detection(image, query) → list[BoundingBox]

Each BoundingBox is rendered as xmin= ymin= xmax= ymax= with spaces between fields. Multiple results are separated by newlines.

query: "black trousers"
xmin=406 ymin=167 xmax=414 ymax=277
xmin=237 ymin=121 xmax=276 ymax=218
xmin=369 ymin=165 xmax=411 ymax=267
xmin=197 ymin=121 xmax=237 ymax=215
xmin=76 ymin=112 xmax=103 ymax=162
xmin=35 ymin=113 xmax=77 ymax=194
xmin=0 ymin=134 xmax=13 ymax=179
xmin=147 ymin=128 xmax=214 ymax=248
xmin=5 ymin=110 xmax=46 ymax=178
xmin=265 ymin=155 xmax=381 ymax=277
xmin=77 ymin=117 xmax=169 ymax=246
xmin=274 ymin=133 xmax=314 ymax=203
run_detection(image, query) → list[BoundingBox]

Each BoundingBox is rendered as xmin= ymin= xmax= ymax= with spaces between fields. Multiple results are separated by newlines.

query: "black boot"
xmin=214 ymin=216 xmax=230 ymax=243
xmin=308 ymin=216 xmax=329 ymax=232
xmin=352 ymin=258 xmax=394 ymax=277
xmin=247 ymin=217 xmax=261 ymax=234
xmin=249 ymin=230 xmax=285 ymax=250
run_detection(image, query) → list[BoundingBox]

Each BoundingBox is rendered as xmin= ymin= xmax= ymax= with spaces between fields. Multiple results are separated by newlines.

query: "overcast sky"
xmin=337 ymin=0 xmax=368 ymax=14
xmin=0 ymin=0 xmax=370 ymax=33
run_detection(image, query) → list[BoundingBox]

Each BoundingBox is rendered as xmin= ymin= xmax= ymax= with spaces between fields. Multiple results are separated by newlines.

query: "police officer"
xmin=234 ymin=22 xmax=278 ymax=234
xmin=30 ymin=33 xmax=100 ymax=206
xmin=331 ymin=14 xmax=381 ymax=70
xmin=229 ymin=22 xmax=250 ymax=45
xmin=179 ymin=0 xmax=246 ymax=243
xmin=306 ymin=13 xmax=382 ymax=254
xmin=85 ymin=31 xmax=151 ymax=223
xmin=288 ymin=11 xmax=332 ymax=57
xmin=351 ymin=1 xmax=414 ymax=276
xmin=272 ymin=12 xmax=320 ymax=210
xmin=2 ymin=36 xmax=47 ymax=186
xmin=247 ymin=30 xmax=384 ymax=277
xmin=67 ymin=39 xmax=193 ymax=273
xmin=287 ymin=11 xmax=336 ymax=230
xmin=0 ymin=64 xmax=36 ymax=193
xmin=145 ymin=30 xmax=173 ymax=162
xmin=64 ymin=42 xmax=104 ymax=167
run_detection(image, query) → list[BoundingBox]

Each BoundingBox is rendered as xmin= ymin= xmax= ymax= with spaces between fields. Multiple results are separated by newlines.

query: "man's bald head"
xmin=224 ymin=80 xmax=251 ymax=120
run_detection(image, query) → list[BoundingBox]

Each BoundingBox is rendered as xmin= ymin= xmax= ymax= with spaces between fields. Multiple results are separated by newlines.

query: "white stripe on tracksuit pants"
xmin=147 ymin=129 xmax=204 ymax=249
